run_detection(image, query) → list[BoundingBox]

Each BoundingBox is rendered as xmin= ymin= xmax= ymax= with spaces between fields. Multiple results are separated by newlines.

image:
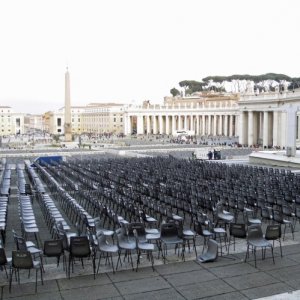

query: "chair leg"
xmin=97 ymin=252 xmax=102 ymax=274
xmin=136 ymin=249 xmax=140 ymax=272
xmin=110 ymin=254 xmax=115 ymax=274
xmin=271 ymin=246 xmax=275 ymax=264
xmin=92 ymin=255 xmax=96 ymax=279
xmin=9 ymin=268 xmax=13 ymax=293
xmin=279 ymin=240 xmax=283 ymax=257
xmin=35 ymin=269 xmax=38 ymax=293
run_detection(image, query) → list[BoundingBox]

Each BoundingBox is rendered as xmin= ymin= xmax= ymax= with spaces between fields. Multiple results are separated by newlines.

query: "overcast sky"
xmin=0 ymin=0 xmax=299 ymax=114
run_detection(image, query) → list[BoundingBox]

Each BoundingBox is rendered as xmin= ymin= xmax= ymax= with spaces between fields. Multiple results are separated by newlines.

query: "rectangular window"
xmin=57 ymin=118 xmax=61 ymax=126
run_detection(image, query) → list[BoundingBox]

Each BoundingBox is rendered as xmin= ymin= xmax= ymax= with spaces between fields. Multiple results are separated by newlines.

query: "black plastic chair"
xmin=245 ymin=225 xmax=274 ymax=268
xmin=0 ymin=247 xmax=11 ymax=278
xmin=14 ymin=236 xmax=44 ymax=272
xmin=273 ymin=209 xmax=294 ymax=240
xmin=265 ymin=224 xmax=283 ymax=257
xmin=115 ymin=228 xmax=136 ymax=270
xmin=9 ymin=250 xmax=43 ymax=293
xmin=43 ymin=239 xmax=66 ymax=272
xmin=194 ymin=221 xmax=213 ymax=253
xmin=228 ymin=223 xmax=246 ymax=254
xmin=96 ymin=231 xmax=118 ymax=274
xmin=133 ymin=229 xmax=154 ymax=271
xmin=160 ymin=222 xmax=183 ymax=263
xmin=68 ymin=236 xmax=95 ymax=279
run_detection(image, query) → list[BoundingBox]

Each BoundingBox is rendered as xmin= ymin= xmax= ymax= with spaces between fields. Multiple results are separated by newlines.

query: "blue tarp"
xmin=34 ymin=156 xmax=63 ymax=165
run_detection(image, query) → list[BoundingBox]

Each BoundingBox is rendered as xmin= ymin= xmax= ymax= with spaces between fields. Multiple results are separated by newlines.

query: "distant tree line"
xmin=170 ymin=73 xmax=300 ymax=96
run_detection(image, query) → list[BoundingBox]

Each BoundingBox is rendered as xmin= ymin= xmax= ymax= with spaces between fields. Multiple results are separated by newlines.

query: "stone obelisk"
xmin=64 ymin=67 xmax=72 ymax=142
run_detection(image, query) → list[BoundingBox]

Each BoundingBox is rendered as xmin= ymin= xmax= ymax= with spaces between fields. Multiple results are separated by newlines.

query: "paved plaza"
xmin=1 ymin=148 xmax=300 ymax=300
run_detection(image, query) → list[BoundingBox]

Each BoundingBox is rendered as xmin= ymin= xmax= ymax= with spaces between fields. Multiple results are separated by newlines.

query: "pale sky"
xmin=0 ymin=0 xmax=299 ymax=114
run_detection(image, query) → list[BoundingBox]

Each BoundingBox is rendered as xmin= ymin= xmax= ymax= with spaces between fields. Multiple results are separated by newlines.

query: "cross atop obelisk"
xmin=64 ymin=67 xmax=72 ymax=142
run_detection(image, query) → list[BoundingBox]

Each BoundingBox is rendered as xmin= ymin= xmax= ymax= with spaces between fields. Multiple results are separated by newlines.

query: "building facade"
xmin=81 ymin=103 xmax=124 ymax=135
xmin=123 ymin=90 xmax=300 ymax=150
xmin=238 ymin=90 xmax=300 ymax=151
xmin=0 ymin=106 xmax=26 ymax=136
xmin=123 ymin=93 xmax=239 ymax=137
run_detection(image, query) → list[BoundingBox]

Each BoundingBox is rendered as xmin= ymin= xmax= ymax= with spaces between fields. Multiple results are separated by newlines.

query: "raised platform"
xmin=249 ymin=150 xmax=300 ymax=168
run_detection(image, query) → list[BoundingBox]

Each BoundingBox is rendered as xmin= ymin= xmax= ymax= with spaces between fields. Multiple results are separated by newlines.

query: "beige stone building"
xmin=43 ymin=103 xmax=124 ymax=136
xmin=0 ymin=106 xmax=26 ymax=136
xmin=24 ymin=114 xmax=44 ymax=134
xmin=81 ymin=103 xmax=124 ymax=135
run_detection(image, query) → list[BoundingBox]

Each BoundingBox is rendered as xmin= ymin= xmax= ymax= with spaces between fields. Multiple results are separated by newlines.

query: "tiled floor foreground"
xmin=2 ymin=243 xmax=300 ymax=300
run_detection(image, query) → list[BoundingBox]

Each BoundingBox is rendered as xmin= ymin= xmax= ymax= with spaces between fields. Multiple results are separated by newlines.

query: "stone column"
xmin=184 ymin=115 xmax=188 ymax=130
xmin=166 ymin=115 xmax=169 ymax=134
xmin=124 ymin=115 xmax=128 ymax=135
xmin=218 ymin=115 xmax=222 ymax=135
xmin=248 ymin=111 xmax=254 ymax=146
xmin=178 ymin=115 xmax=182 ymax=130
xmin=263 ymin=111 xmax=269 ymax=148
xmin=146 ymin=115 xmax=151 ymax=134
xmin=153 ymin=115 xmax=157 ymax=134
xmin=208 ymin=115 xmax=211 ymax=135
xmin=190 ymin=115 xmax=194 ymax=132
xmin=125 ymin=115 xmax=132 ymax=135
xmin=224 ymin=115 xmax=228 ymax=136
xmin=229 ymin=115 xmax=233 ymax=136
xmin=259 ymin=112 xmax=263 ymax=143
xmin=273 ymin=111 xmax=278 ymax=147
xmin=238 ymin=112 xmax=246 ymax=145
xmin=158 ymin=115 xmax=163 ymax=134
xmin=196 ymin=115 xmax=199 ymax=135
xmin=297 ymin=115 xmax=300 ymax=140
xmin=213 ymin=115 xmax=217 ymax=136
xmin=286 ymin=105 xmax=298 ymax=156
xmin=172 ymin=115 xmax=176 ymax=134
xmin=202 ymin=115 xmax=206 ymax=135
xmin=137 ymin=115 xmax=144 ymax=134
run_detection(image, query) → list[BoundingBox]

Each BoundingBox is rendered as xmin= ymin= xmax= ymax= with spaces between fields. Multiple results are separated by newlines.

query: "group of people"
xmin=207 ymin=149 xmax=220 ymax=160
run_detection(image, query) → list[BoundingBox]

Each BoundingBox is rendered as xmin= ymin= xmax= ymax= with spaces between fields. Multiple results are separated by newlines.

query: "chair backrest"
xmin=230 ymin=223 xmax=246 ymax=238
xmin=0 ymin=248 xmax=8 ymax=265
xmin=15 ymin=237 xmax=27 ymax=251
xmin=194 ymin=221 xmax=204 ymax=235
xmin=96 ymin=231 xmax=107 ymax=247
xmin=12 ymin=250 xmax=33 ymax=269
xmin=265 ymin=224 xmax=281 ymax=240
xmin=273 ymin=210 xmax=283 ymax=223
xmin=173 ymin=219 xmax=184 ymax=238
xmin=56 ymin=221 xmax=64 ymax=231
xmin=57 ymin=230 xmax=69 ymax=250
xmin=127 ymin=222 xmax=146 ymax=236
xmin=282 ymin=205 xmax=292 ymax=216
xmin=43 ymin=239 xmax=63 ymax=257
xmin=247 ymin=225 xmax=263 ymax=240
xmin=206 ymin=239 xmax=218 ymax=260
xmin=69 ymin=236 xmax=91 ymax=257
xmin=261 ymin=207 xmax=272 ymax=219
xmin=160 ymin=223 xmax=178 ymax=238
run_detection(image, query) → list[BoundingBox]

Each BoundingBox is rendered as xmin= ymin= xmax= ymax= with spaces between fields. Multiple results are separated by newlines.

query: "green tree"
xmin=170 ymin=87 xmax=180 ymax=97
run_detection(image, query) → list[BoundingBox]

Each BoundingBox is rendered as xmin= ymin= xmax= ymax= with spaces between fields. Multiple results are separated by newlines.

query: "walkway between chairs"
xmin=2 ymin=242 xmax=300 ymax=300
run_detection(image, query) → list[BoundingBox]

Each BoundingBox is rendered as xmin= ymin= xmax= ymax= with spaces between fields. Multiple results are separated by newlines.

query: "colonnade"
xmin=239 ymin=110 xmax=300 ymax=148
xmin=124 ymin=112 xmax=238 ymax=137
